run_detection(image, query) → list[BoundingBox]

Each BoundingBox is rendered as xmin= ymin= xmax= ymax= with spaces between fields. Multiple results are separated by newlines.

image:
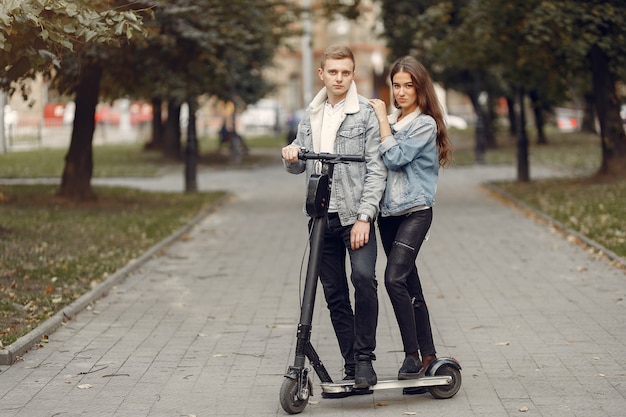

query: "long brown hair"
xmin=389 ymin=56 xmax=452 ymax=167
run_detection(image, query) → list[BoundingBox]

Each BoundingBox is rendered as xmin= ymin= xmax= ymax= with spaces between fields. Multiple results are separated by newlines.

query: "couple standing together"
xmin=281 ymin=44 xmax=452 ymax=389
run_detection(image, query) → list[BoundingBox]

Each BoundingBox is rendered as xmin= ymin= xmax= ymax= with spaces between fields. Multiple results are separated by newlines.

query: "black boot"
xmin=354 ymin=357 xmax=377 ymax=388
xmin=398 ymin=355 xmax=423 ymax=380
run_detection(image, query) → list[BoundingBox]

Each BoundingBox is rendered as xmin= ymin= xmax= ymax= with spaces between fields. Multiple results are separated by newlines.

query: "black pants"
xmin=378 ymin=209 xmax=436 ymax=357
xmin=312 ymin=213 xmax=379 ymax=374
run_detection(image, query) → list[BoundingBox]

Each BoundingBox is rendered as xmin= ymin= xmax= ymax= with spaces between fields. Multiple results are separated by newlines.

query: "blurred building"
xmin=261 ymin=0 xmax=472 ymax=133
xmin=268 ymin=0 xmax=389 ymax=115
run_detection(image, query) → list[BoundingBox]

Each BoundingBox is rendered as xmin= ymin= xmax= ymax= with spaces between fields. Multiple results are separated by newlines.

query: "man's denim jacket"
xmin=284 ymin=82 xmax=387 ymax=226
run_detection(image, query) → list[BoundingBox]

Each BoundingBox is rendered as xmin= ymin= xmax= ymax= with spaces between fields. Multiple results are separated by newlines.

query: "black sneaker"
xmin=398 ymin=356 xmax=423 ymax=380
xmin=354 ymin=359 xmax=377 ymax=388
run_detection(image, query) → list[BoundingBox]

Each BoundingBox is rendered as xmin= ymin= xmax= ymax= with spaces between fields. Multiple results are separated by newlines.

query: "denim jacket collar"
xmin=388 ymin=108 xmax=422 ymax=131
xmin=309 ymin=81 xmax=360 ymax=152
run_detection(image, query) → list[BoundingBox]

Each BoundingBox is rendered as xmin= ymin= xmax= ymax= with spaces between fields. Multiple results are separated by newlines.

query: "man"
xmin=281 ymin=44 xmax=387 ymax=388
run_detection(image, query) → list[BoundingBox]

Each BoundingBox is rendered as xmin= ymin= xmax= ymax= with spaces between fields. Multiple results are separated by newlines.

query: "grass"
xmin=0 ymin=133 xmax=288 ymax=179
xmin=0 ymin=128 xmax=624 ymax=348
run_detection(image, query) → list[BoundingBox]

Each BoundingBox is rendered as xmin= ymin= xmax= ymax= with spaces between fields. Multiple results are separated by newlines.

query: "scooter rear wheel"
xmin=428 ymin=364 xmax=462 ymax=399
xmin=279 ymin=377 xmax=312 ymax=414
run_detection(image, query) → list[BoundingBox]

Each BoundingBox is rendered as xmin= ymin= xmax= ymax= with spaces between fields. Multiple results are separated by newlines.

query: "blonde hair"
xmin=320 ymin=44 xmax=355 ymax=70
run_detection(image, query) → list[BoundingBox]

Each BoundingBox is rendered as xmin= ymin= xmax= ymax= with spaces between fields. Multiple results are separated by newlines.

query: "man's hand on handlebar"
xmin=281 ymin=145 xmax=301 ymax=162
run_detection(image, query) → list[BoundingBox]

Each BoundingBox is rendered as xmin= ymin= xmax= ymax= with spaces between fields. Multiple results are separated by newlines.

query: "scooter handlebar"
xmin=298 ymin=148 xmax=365 ymax=163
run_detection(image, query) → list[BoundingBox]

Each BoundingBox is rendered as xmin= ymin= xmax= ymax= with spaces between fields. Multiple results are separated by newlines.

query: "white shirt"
xmin=320 ymin=99 xmax=345 ymax=153
xmin=320 ymin=99 xmax=345 ymax=212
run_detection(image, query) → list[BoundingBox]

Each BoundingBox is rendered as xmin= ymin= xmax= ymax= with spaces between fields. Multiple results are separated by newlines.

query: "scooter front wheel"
xmin=279 ymin=376 xmax=312 ymax=414
xmin=428 ymin=363 xmax=462 ymax=399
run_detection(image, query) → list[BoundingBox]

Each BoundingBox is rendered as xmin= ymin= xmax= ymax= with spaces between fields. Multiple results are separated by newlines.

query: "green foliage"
xmin=377 ymin=0 xmax=626 ymax=103
xmin=0 ymin=144 xmax=164 ymax=178
xmin=0 ymin=0 xmax=147 ymax=92
xmin=88 ymin=0 xmax=298 ymax=106
xmin=0 ymin=138 xmax=285 ymax=179
xmin=376 ymin=0 xmax=626 ymax=177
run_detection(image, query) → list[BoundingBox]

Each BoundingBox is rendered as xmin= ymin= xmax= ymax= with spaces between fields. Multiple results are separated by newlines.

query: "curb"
xmin=0 ymin=193 xmax=233 ymax=365
xmin=482 ymin=182 xmax=626 ymax=271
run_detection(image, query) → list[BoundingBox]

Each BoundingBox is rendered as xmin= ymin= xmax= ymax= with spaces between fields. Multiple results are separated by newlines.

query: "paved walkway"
xmin=1 ymin=154 xmax=625 ymax=417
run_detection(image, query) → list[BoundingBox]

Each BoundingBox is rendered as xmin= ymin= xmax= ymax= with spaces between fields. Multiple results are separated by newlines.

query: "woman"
xmin=369 ymin=56 xmax=452 ymax=380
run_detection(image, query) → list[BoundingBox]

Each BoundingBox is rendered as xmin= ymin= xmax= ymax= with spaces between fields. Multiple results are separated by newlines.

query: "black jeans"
xmin=311 ymin=213 xmax=379 ymax=373
xmin=378 ymin=209 xmax=436 ymax=357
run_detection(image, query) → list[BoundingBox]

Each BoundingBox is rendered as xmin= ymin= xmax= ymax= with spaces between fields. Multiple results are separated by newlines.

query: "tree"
xmin=525 ymin=0 xmax=626 ymax=178
xmin=0 ymin=0 xmax=146 ymax=155
xmin=378 ymin=0 xmax=507 ymax=163
xmin=51 ymin=0 xmax=296 ymax=200
xmin=375 ymin=0 xmax=626 ymax=180
xmin=0 ymin=0 xmax=145 ymax=93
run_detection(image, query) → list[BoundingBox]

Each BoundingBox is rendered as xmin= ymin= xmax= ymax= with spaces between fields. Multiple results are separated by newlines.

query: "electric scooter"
xmin=279 ymin=149 xmax=462 ymax=414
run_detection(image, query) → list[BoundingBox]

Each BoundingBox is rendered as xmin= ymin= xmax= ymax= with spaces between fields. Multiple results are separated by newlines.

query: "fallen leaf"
xmin=376 ymin=401 xmax=388 ymax=406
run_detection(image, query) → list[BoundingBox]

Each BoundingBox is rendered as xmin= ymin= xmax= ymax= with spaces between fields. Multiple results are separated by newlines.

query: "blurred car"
xmin=555 ymin=107 xmax=583 ymax=132
xmin=556 ymin=116 xmax=579 ymax=132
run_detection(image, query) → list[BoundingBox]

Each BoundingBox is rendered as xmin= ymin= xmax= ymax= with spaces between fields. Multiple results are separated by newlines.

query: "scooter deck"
xmin=320 ymin=375 xmax=452 ymax=394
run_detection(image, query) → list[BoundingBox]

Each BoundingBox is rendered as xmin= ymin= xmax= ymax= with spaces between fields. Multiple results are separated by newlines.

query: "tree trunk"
xmin=145 ymin=97 xmax=163 ymax=150
xmin=184 ymin=97 xmax=198 ymax=193
xmin=57 ymin=64 xmax=102 ymax=201
xmin=529 ymin=90 xmax=547 ymax=145
xmin=581 ymin=93 xmax=596 ymax=133
xmin=485 ymin=95 xmax=498 ymax=149
xmin=162 ymin=98 xmax=182 ymax=159
xmin=515 ymin=87 xmax=530 ymax=182
xmin=589 ymin=45 xmax=626 ymax=178
xmin=506 ymin=96 xmax=517 ymax=137
xmin=468 ymin=88 xmax=486 ymax=163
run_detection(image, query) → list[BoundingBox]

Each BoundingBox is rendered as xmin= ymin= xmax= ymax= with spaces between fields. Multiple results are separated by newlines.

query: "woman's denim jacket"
xmin=378 ymin=111 xmax=439 ymax=217
xmin=284 ymin=83 xmax=387 ymax=226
